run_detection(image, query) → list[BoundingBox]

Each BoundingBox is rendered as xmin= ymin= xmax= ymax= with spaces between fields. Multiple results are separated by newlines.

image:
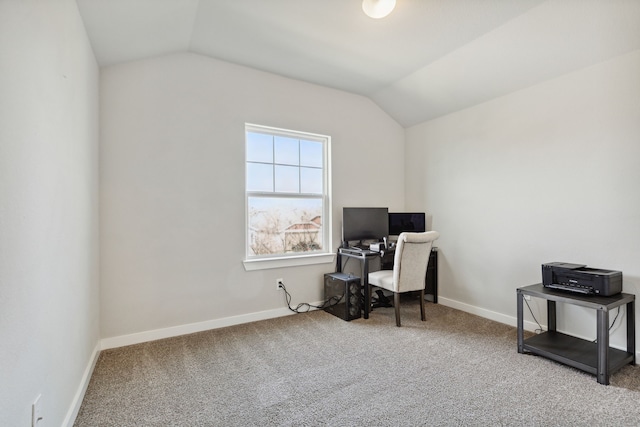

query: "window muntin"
xmin=245 ymin=124 xmax=330 ymax=260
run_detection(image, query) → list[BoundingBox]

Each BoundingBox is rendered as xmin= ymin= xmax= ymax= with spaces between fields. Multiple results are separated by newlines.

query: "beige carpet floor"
xmin=74 ymin=300 xmax=640 ymax=426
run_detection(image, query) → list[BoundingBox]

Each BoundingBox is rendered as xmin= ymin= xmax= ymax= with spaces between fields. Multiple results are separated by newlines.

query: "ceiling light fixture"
xmin=362 ymin=0 xmax=396 ymax=19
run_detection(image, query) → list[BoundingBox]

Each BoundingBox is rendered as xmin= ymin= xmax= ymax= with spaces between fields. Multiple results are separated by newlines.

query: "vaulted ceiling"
xmin=76 ymin=0 xmax=640 ymax=127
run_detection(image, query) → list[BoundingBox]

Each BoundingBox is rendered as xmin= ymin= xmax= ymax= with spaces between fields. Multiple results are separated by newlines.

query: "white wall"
xmin=406 ymin=49 xmax=640 ymax=348
xmin=100 ymin=53 xmax=404 ymax=342
xmin=0 ymin=1 xmax=100 ymax=426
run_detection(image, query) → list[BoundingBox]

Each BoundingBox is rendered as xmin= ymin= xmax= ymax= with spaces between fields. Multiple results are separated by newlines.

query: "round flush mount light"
xmin=362 ymin=0 xmax=396 ymax=19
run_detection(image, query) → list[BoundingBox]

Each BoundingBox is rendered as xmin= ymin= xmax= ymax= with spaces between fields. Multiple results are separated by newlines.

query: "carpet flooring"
xmin=74 ymin=300 xmax=640 ymax=426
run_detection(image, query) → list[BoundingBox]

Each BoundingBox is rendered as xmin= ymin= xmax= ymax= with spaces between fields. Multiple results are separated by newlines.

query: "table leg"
xmin=547 ymin=300 xmax=556 ymax=332
xmin=627 ymin=300 xmax=636 ymax=365
xmin=431 ymin=250 xmax=438 ymax=304
xmin=597 ymin=308 xmax=610 ymax=385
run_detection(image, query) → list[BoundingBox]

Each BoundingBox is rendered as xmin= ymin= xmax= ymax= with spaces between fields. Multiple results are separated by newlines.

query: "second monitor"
xmin=388 ymin=212 xmax=426 ymax=236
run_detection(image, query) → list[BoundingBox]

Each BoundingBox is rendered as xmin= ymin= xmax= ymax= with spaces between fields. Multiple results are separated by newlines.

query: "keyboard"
xmin=340 ymin=246 xmax=369 ymax=255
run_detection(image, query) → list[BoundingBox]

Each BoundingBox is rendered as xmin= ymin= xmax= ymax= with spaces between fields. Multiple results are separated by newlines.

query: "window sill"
xmin=242 ymin=253 xmax=336 ymax=271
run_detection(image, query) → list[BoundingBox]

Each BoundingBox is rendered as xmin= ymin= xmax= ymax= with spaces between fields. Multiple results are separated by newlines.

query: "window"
xmin=244 ymin=124 xmax=332 ymax=270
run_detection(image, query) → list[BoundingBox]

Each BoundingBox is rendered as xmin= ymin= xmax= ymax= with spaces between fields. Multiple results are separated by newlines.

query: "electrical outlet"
xmin=32 ymin=394 xmax=43 ymax=427
xmin=276 ymin=278 xmax=284 ymax=290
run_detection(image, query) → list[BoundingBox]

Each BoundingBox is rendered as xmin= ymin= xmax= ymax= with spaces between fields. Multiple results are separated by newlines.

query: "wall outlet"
xmin=276 ymin=278 xmax=284 ymax=290
xmin=32 ymin=394 xmax=43 ymax=427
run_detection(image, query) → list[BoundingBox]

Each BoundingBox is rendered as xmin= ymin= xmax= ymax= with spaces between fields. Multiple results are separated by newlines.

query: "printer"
xmin=542 ymin=262 xmax=622 ymax=296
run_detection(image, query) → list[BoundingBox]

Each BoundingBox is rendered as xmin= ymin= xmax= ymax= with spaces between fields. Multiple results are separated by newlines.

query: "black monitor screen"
xmin=342 ymin=207 xmax=389 ymax=243
xmin=388 ymin=212 xmax=426 ymax=235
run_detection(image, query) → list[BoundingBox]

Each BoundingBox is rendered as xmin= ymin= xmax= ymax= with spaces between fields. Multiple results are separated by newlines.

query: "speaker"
xmin=323 ymin=273 xmax=361 ymax=321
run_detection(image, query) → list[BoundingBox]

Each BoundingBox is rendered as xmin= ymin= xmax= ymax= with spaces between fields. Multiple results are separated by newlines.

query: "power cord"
xmin=279 ymin=282 xmax=343 ymax=313
xmin=524 ymin=298 xmax=544 ymax=334
xmin=593 ymin=306 xmax=621 ymax=343
xmin=609 ymin=306 xmax=621 ymax=331
xmin=335 ymin=246 xmax=353 ymax=272
xmin=526 ymin=297 xmax=621 ymax=341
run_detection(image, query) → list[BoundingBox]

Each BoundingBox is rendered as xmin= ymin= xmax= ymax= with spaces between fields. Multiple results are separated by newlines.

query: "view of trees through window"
xmin=248 ymin=197 xmax=322 ymax=255
xmin=245 ymin=125 xmax=328 ymax=258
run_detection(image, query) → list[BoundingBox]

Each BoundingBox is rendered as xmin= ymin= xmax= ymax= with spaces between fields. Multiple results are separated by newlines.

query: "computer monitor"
xmin=342 ymin=207 xmax=389 ymax=244
xmin=388 ymin=212 xmax=426 ymax=236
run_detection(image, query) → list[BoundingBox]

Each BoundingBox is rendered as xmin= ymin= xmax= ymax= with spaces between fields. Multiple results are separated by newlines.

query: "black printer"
xmin=542 ymin=262 xmax=622 ymax=296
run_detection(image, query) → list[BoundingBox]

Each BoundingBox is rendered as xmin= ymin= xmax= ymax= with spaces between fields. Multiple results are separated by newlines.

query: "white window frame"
xmin=242 ymin=123 xmax=334 ymax=271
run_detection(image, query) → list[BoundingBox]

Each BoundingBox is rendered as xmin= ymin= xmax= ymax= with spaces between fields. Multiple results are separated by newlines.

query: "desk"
xmin=336 ymin=247 xmax=438 ymax=319
xmin=517 ymin=283 xmax=635 ymax=385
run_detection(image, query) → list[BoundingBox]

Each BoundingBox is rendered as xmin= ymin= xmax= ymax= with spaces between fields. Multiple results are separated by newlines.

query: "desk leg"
xmin=597 ymin=308 xmax=610 ymax=385
xmin=627 ymin=300 xmax=636 ymax=365
xmin=547 ymin=300 xmax=556 ymax=332
xmin=433 ymin=253 xmax=438 ymax=304
xmin=517 ymin=290 xmax=524 ymax=353
xmin=362 ymin=258 xmax=369 ymax=319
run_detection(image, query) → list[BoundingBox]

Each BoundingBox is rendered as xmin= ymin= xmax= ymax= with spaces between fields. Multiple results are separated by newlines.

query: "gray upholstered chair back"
xmin=392 ymin=231 xmax=440 ymax=293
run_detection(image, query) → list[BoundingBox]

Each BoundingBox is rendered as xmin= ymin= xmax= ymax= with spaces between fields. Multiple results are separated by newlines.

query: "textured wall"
xmin=100 ymin=52 xmax=405 ymax=341
xmin=0 ymin=0 xmax=100 ymax=425
xmin=406 ymin=49 xmax=640 ymax=349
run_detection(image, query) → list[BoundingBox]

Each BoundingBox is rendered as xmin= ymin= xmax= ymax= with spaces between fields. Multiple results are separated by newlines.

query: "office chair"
xmin=368 ymin=231 xmax=440 ymax=326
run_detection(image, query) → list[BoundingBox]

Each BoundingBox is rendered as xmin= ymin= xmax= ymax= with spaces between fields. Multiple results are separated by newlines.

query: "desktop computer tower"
xmin=323 ymin=273 xmax=361 ymax=321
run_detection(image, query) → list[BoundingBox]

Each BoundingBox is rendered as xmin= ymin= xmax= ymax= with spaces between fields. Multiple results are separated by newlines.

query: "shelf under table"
xmin=523 ymin=331 xmax=634 ymax=375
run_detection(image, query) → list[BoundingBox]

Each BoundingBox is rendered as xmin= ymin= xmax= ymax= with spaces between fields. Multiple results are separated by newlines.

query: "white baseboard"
xmin=66 ymin=296 xmax=639 ymax=426
xmin=100 ymin=297 xmax=535 ymax=351
xmin=63 ymin=342 xmax=101 ymax=427
xmin=437 ymin=296 xmax=543 ymax=332
xmin=100 ymin=303 xmax=323 ymax=350
xmin=96 ymin=296 xmax=638 ymax=376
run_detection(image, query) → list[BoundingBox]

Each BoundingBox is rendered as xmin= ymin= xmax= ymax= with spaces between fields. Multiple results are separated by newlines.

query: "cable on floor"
xmin=279 ymin=282 xmax=343 ymax=314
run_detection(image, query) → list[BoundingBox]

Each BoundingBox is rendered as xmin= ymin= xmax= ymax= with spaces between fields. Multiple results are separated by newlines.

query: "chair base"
xmin=369 ymin=285 xmax=427 ymax=327
xmin=372 ymin=289 xmax=393 ymax=308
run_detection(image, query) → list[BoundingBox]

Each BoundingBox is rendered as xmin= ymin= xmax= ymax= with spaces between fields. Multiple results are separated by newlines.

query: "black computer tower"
xmin=324 ymin=273 xmax=361 ymax=321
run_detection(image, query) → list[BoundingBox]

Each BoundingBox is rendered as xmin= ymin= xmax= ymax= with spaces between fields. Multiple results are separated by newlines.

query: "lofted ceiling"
xmin=76 ymin=0 xmax=640 ymax=127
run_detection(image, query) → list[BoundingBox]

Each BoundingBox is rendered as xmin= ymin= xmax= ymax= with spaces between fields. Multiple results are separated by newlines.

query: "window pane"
xmin=248 ymin=197 xmax=323 ymax=255
xmin=300 ymin=167 xmax=322 ymax=194
xmin=274 ymin=136 xmax=299 ymax=166
xmin=246 ymin=163 xmax=273 ymax=192
xmin=246 ymin=132 xmax=273 ymax=163
xmin=275 ymin=165 xmax=299 ymax=193
xmin=300 ymin=140 xmax=323 ymax=167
